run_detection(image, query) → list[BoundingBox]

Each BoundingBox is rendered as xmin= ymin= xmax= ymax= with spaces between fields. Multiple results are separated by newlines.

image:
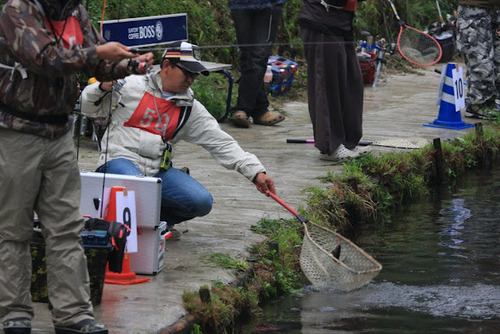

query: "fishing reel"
xmin=112 ymin=79 xmax=125 ymax=94
xmin=112 ymin=79 xmax=126 ymax=108
xmin=388 ymin=42 xmax=396 ymax=55
xmin=127 ymin=59 xmax=149 ymax=75
xmin=93 ymin=79 xmax=125 ymax=108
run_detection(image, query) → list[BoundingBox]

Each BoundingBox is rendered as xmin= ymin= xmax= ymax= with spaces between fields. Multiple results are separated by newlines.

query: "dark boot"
xmin=54 ymin=319 xmax=108 ymax=334
xmin=2 ymin=317 xmax=31 ymax=334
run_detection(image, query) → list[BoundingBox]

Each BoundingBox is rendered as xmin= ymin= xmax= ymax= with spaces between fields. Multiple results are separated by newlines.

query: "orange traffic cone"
xmin=104 ymin=186 xmax=150 ymax=285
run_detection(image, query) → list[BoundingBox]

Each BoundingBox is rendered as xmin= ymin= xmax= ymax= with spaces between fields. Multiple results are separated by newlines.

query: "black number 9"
xmin=123 ymin=207 xmax=131 ymax=228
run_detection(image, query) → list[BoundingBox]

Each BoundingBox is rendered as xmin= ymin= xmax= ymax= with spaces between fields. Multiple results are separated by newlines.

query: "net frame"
xmin=268 ymin=192 xmax=382 ymax=291
xmin=387 ymin=0 xmax=443 ymax=66
xmin=300 ymin=222 xmax=382 ymax=291
xmin=397 ymin=25 xmax=443 ymax=66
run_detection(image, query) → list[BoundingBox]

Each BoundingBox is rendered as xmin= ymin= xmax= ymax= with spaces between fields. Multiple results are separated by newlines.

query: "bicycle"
xmin=371 ymin=37 xmax=396 ymax=88
xmin=357 ymin=31 xmax=378 ymax=86
xmin=357 ymin=32 xmax=395 ymax=88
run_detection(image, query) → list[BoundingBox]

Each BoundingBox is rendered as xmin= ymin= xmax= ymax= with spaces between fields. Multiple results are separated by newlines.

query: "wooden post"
xmin=199 ymin=286 xmax=211 ymax=304
xmin=474 ymin=122 xmax=483 ymax=139
xmin=268 ymin=240 xmax=279 ymax=254
xmin=433 ymin=138 xmax=444 ymax=184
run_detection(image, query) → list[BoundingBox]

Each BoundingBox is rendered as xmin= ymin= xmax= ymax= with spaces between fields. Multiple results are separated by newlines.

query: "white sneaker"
xmin=352 ymin=145 xmax=372 ymax=154
xmin=319 ymin=144 xmax=360 ymax=162
xmin=167 ymin=224 xmax=181 ymax=240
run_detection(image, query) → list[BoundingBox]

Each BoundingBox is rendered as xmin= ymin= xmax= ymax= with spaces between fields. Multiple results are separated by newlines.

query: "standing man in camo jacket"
xmin=457 ymin=0 xmax=500 ymax=119
xmin=0 ymin=0 xmax=153 ymax=333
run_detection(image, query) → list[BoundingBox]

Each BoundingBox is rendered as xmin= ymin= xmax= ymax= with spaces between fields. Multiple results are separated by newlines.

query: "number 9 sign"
xmin=115 ymin=189 xmax=138 ymax=253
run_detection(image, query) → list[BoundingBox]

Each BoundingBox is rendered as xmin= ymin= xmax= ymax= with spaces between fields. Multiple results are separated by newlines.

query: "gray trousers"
xmin=0 ymin=129 xmax=94 ymax=326
xmin=301 ymin=26 xmax=364 ymax=154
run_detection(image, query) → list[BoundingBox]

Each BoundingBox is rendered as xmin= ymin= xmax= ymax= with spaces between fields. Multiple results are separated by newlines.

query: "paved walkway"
xmin=31 ymin=65 xmax=480 ymax=333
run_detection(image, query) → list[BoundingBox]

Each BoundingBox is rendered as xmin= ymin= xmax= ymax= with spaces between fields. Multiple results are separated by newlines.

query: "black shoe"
xmin=166 ymin=224 xmax=182 ymax=240
xmin=2 ymin=317 xmax=31 ymax=334
xmin=179 ymin=166 xmax=190 ymax=175
xmin=465 ymin=111 xmax=498 ymax=120
xmin=465 ymin=102 xmax=499 ymax=120
xmin=54 ymin=319 xmax=108 ymax=334
xmin=228 ymin=110 xmax=250 ymax=128
xmin=465 ymin=112 xmax=485 ymax=119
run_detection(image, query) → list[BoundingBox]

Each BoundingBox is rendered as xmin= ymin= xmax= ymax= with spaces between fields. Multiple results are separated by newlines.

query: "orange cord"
xmin=99 ymin=0 xmax=107 ymax=35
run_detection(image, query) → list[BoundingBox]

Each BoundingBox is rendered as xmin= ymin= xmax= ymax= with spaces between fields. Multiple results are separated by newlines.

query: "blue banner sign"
xmin=101 ymin=14 xmax=188 ymax=47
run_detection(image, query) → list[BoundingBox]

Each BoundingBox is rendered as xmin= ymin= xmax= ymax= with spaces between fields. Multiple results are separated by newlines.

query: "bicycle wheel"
xmin=372 ymin=56 xmax=384 ymax=88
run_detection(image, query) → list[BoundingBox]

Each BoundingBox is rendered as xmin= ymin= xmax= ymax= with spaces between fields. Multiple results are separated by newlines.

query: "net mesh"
xmin=398 ymin=26 xmax=442 ymax=66
xmin=300 ymin=222 xmax=382 ymax=291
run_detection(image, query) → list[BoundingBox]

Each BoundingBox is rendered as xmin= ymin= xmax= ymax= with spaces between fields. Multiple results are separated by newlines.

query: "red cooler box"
xmin=357 ymin=52 xmax=376 ymax=85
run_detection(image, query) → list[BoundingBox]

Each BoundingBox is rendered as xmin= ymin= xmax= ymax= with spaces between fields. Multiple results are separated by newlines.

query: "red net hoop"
xmin=397 ymin=25 xmax=443 ymax=66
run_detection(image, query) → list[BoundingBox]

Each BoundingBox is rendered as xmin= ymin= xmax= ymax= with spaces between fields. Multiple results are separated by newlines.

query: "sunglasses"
xmin=173 ymin=63 xmax=199 ymax=79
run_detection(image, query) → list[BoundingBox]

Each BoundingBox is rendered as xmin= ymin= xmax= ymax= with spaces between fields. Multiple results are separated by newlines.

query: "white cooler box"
xmin=129 ymin=221 xmax=167 ymax=275
xmin=80 ymin=171 xmax=166 ymax=275
xmin=79 ymin=171 xmax=162 ymax=228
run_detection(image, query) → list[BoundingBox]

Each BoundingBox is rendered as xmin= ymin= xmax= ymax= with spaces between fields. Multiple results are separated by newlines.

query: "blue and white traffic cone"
xmin=424 ymin=63 xmax=474 ymax=130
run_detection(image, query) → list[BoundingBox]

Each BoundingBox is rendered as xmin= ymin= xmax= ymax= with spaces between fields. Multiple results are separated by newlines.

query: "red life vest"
xmin=44 ymin=15 xmax=83 ymax=49
xmin=343 ymin=0 xmax=357 ymax=11
xmin=123 ymin=92 xmax=184 ymax=142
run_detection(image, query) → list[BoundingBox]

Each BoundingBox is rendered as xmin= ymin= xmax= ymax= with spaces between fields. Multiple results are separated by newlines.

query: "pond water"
xmin=247 ymin=165 xmax=500 ymax=333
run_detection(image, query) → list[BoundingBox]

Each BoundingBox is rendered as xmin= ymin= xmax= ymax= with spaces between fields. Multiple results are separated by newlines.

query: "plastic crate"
xmin=31 ymin=229 xmax=111 ymax=305
xmin=81 ymin=230 xmax=109 ymax=247
xmin=267 ymin=56 xmax=298 ymax=96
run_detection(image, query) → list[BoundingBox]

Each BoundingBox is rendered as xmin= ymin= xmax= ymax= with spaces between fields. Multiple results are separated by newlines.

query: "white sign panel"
xmin=452 ymin=66 xmax=466 ymax=112
xmin=115 ymin=190 xmax=138 ymax=253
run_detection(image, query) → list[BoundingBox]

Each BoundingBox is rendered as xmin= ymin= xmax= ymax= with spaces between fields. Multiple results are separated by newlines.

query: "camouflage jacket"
xmin=458 ymin=0 xmax=500 ymax=9
xmin=0 ymin=0 xmax=130 ymax=138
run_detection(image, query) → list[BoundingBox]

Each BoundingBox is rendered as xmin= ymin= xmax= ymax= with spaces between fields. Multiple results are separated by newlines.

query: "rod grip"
xmin=269 ymin=192 xmax=308 ymax=223
xmin=286 ymin=139 xmax=314 ymax=143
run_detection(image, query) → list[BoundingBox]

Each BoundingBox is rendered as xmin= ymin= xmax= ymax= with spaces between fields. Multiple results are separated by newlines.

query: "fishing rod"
xmin=130 ymin=40 xmax=361 ymax=54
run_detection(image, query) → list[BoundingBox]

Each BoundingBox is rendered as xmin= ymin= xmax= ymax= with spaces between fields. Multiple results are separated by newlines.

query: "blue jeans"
xmin=96 ymin=158 xmax=213 ymax=225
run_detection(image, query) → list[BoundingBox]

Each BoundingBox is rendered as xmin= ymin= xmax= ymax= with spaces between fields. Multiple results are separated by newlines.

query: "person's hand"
xmin=96 ymin=42 xmax=137 ymax=62
xmin=134 ymin=52 xmax=155 ymax=70
xmin=98 ymin=81 xmax=114 ymax=92
xmin=253 ymin=172 xmax=276 ymax=195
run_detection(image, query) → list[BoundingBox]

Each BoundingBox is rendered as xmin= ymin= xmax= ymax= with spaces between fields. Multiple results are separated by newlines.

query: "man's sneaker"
xmin=352 ymin=145 xmax=372 ymax=154
xmin=54 ymin=319 xmax=108 ymax=334
xmin=319 ymin=144 xmax=360 ymax=162
xmin=465 ymin=110 xmax=498 ymax=120
xmin=465 ymin=101 xmax=499 ymax=120
xmin=253 ymin=110 xmax=285 ymax=126
xmin=228 ymin=110 xmax=250 ymax=128
xmin=2 ymin=317 xmax=31 ymax=334
xmin=179 ymin=166 xmax=190 ymax=175
xmin=167 ymin=224 xmax=181 ymax=241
